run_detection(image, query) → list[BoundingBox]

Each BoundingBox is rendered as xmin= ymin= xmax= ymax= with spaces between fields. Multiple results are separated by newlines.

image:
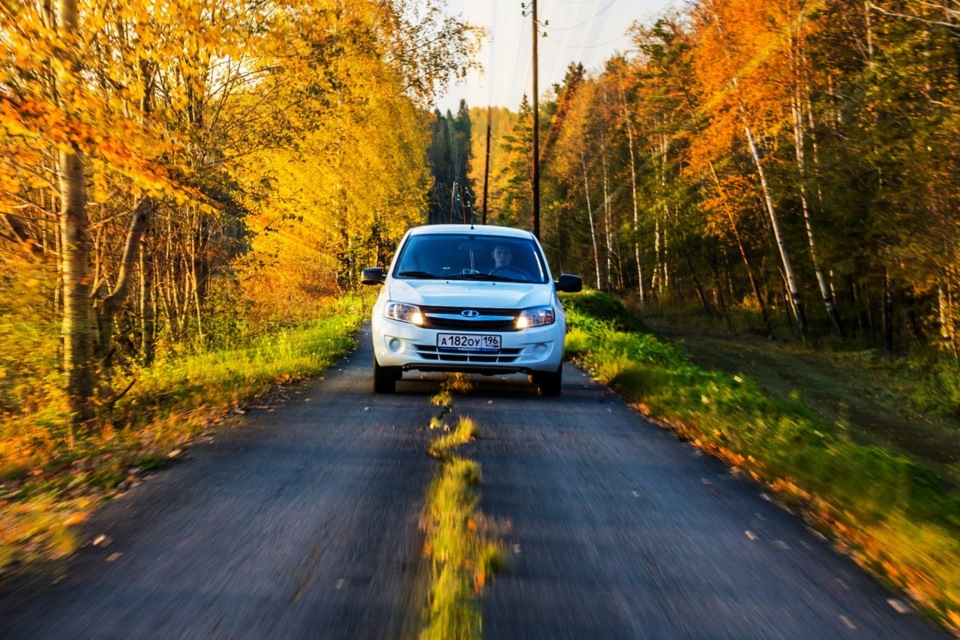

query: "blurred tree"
xmin=0 ymin=0 xmax=480 ymax=424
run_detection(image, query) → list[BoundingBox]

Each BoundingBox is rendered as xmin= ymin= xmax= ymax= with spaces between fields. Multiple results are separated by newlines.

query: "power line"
xmin=545 ymin=32 xmax=630 ymax=49
xmin=544 ymin=0 xmax=617 ymax=31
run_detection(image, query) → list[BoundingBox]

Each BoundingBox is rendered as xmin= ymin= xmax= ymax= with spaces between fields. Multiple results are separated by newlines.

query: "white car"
xmin=362 ymin=224 xmax=582 ymax=395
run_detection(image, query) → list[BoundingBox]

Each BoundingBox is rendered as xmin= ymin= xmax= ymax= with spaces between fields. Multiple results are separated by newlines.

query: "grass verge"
xmin=563 ymin=291 xmax=960 ymax=632
xmin=421 ymin=380 xmax=505 ymax=639
xmin=0 ymin=296 xmax=366 ymax=577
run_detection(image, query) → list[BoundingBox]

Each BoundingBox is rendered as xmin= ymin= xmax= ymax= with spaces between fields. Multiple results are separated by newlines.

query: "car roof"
xmin=405 ymin=224 xmax=536 ymax=240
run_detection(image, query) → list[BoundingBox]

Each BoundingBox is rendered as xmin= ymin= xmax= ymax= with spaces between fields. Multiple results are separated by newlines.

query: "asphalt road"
xmin=0 ymin=326 xmax=951 ymax=639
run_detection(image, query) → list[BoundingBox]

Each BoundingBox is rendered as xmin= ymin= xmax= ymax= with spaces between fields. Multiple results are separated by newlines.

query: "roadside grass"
xmin=0 ymin=296 xmax=366 ymax=575
xmin=644 ymin=300 xmax=960 ymax=420
xmin=421 ymin=378 xmax=505 ymax=640
xmin=898 ymin=355 xmax=960 ymax=419
xmin=563 ymin=291 xmax=960 ymax=631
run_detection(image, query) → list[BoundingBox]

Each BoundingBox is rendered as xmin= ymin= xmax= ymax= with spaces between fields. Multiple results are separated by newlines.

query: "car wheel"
xmin=537 ymin=365 xmax=562 ymax=397
xmin=373 ymin=355 xmax=399 ymax=394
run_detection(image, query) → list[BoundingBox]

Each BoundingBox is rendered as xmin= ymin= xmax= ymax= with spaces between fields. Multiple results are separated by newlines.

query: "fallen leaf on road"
xmin=887 ymin=599 xmax=910 ymax=614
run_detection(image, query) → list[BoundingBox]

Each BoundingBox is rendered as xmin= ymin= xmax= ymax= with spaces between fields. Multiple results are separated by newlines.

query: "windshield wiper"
xmin=396 ymin=270 xmax=438 ymax=279
xmin=447 ymin=273 xmax=525 ymax=283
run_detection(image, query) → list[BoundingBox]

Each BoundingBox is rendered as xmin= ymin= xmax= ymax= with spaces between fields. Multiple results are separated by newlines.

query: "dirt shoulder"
xmin=648 ymin=321 xmax=960 ymax=478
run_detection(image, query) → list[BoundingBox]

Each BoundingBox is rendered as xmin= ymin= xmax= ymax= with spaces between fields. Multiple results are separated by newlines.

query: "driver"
xmin=492 ymin=244 xmax=513 ymax=270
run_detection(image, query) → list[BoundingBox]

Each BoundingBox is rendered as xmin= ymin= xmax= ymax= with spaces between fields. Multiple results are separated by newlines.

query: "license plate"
xmin=437 ymin=333 xmax=501 ymax=353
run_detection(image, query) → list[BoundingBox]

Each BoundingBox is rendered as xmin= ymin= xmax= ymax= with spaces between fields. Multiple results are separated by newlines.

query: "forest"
xmin=10 ymin=0 xmax=956 ymax=434
xmin=474 ymin=0 xmax=960 ymax=364
xmin=0 ymin=0 xmax=480 ymax=427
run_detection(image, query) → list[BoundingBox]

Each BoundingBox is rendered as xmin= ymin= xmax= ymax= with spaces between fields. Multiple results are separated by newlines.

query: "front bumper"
xmin=372 ymin=316 xmax=564 ymax=375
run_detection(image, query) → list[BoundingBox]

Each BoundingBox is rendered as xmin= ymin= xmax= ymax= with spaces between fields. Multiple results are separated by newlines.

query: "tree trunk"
xmin=709 ymin=7 xmax=803 ymax=335
xmin=600 ymin=125 xmax=614 ymax=291
xmin=57 ymin=0 xmax=96 ymax=425
xmin=707 ymin=162 xmax=770 ymax=332
xmin=659 ymin=133 xmax=671 ymax=296
xmin=579 ymin=147 xmax=601 ymax=289
xmin=140 ymin=230 xmax=156 ymax=366
xmin=652 ymin=218 xmax=662 ymax=298
xmin=669 ymin=59 xmax=769 ymax=330
xmin=96 ymin=197 xmax=155 ymax=377
xmin=619 ymin=81 xmax=644 ymax=303
xmin=744 ymin=124 xmax=806 ymax=335
xmin=683 ymin=250 xmax=713 ymax=318
xmin=789 ymin=37 xmax=843 ymax=338
xmin=938 ymin=283 xmax=955 ymax=353
xmin=60 ymin=149 xmax=95 ymax=424
xmin=882 ymin=269 xmax=894 ymax=352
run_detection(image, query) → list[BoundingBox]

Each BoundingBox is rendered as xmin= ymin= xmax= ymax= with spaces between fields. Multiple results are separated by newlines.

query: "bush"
xmin=561 ymin=290 xmax=649 ymax=333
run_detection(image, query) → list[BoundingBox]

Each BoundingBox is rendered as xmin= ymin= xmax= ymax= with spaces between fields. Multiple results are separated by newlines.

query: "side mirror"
xmin=555 ymin=274 xmax=582 ymax=293
xmin=361 ymin=267 xmax=386 ymax=285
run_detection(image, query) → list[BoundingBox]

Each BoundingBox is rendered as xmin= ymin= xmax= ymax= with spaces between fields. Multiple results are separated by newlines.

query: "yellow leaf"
xmin=949 ymin=610 xmax=960 ymax=630
xmin=63 ymin=512 xmax=87 ymax=527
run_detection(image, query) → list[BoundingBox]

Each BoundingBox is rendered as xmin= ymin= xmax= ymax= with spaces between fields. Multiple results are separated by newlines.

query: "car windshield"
xmin=393 ymin=233 xmax=549 ymax=284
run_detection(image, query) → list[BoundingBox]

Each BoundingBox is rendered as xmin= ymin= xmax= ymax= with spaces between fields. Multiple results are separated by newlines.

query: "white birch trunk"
xmin=58 ymin=0 xmax=96 ymax=424
xmin=660 ymin=133 xmax=671 ymax=295
xmin=710 ymin=6 xmax=804 ymax=333
xmin=791 ymin=75 xmax=842 ymax=336
xmin=600 ymin=127 xmax=613 ymax=290
xmin=744 ymin=124 xmax=806 ymax=332
xmin=619 ymin=81 xmax=644 ymax=302
xmin=580 ymin=147 xmax=602 ymax=289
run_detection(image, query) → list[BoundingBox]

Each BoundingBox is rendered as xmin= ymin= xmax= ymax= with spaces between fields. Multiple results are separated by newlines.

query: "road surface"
xmin=0 ymin=326 xmax=950 ymax=638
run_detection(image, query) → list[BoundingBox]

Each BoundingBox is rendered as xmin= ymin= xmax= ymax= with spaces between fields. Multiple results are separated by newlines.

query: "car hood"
xmin=387 ymin=279 xmax=554 ymax=309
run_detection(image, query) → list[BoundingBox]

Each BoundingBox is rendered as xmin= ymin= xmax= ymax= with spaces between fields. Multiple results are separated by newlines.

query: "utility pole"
xmin=531 ymin=0 xmax=540 ymax=239
xmin=482 ymin=106 xmax=491 ymax=225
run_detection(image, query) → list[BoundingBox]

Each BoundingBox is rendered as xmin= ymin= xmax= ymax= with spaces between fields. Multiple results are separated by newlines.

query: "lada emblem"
xmin=461 ymin=310 xmax=480 ymax=318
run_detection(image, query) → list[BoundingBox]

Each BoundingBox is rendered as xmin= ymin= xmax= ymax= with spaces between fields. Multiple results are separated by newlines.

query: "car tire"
xmin=373 ymin=355 xmax=399 ymax=394
xmin=537 ymin=365 xmax=562 ymax=397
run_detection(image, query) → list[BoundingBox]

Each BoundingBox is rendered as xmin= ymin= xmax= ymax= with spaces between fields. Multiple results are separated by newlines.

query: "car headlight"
xmin=516 ymin=305 xmax=555 ymax=329
xmin=385 ymin=302 xmax=424 ymax=326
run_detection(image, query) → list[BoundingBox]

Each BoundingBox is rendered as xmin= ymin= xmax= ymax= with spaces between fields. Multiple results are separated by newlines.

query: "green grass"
xmin=429 ymin=416 xmax=478 ymax=460
xmin=421 ymin=377 xmax=505 ymax=640
xmin=563 ymin=292 xmax=960 ymax=631
xmin=0 ymin=296 xmax=366 ymax=574
xmin=421 ymin=457 xmax=504 ymax=640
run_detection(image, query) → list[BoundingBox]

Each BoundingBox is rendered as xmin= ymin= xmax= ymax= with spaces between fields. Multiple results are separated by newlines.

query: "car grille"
xmin=414 ymin=345 xmax=522 ymax=364
xmin=420 ymin=306 xmax=519 ymax=332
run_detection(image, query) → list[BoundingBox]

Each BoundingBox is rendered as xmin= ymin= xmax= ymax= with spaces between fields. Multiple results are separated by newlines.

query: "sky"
xmin=433 ymin=0 xmax=679 ymax=114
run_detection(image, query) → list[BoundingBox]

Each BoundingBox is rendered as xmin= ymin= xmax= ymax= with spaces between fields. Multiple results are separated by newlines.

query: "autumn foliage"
xmin=487 ymin=0 xmax=960 ymax=358
xmin=0 ymin=0 xmax=479 ymax=423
